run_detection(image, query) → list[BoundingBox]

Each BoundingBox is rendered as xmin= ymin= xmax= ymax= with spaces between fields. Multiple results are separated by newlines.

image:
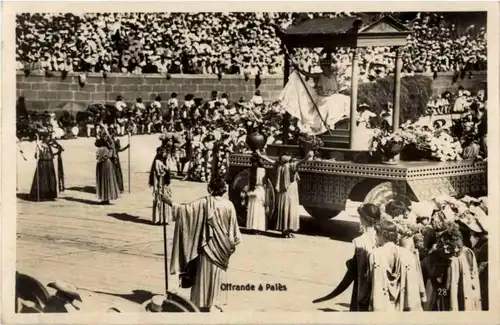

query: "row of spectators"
xmin=16 ymin=12 xmax=486 ymax=78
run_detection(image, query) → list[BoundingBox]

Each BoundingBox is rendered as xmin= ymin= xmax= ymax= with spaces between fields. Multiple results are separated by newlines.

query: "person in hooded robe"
xmin=108 ymin=126 xmax=129 ymax=193
xmin=313 ymin=203 xmax=381 ymax=311
xmin=279 ymin=51 xmax=350 ymax=135
xmin=29 ymin=131 xmax=59 ymax=201
xmin=256 ymin=150 xmax=313 ymax=238
xmin=366 ymin=217 xmax=423 ymax=311
xmin=421 ymin=221 xmax=482 ymax=311
xmin=456 ymin=210 xmax=488 ymax=310
xmin=161 ymin=177 xmax=242 ymax=312
xmin=149 ymin=147 xmax=172 ymax=225
xmin=95 ymin=124 xmax=120 ymax=205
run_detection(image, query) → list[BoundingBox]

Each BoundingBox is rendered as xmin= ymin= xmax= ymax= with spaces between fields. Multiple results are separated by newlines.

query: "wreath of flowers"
xmin=433 ymin=221 xmax=463 ymax=259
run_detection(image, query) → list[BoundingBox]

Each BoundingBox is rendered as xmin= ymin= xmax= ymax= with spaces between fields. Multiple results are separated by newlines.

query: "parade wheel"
xmin=229 ymin=169 xmax=275 ymax=227
xmin=363 ymin=182 xmax=415 ymax=209
xmin=167 ymin=292 xmax=199 ymax=312
xmin=303 ymin=207 xmax=341 ymax=221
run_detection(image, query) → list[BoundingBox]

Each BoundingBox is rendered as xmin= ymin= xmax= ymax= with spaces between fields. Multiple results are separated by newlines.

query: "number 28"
xmin=438 ymin=288 xmax=448 ymax=296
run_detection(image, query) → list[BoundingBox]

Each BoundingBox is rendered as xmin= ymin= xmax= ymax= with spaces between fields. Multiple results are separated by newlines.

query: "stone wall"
xmin=16 ymin=71 xmax=487 ymax=113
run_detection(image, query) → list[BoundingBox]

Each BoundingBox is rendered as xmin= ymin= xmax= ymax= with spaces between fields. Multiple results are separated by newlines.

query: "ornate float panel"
xmin=228 ymin=154 xmax=487 ymax=208
xmin=298 ymin=173 xmax=362 ymax=210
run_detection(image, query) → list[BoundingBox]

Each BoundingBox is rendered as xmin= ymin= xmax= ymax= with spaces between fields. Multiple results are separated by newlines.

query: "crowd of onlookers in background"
xmin=16 ymin=12 xmax=487 ymax=82
xmin=426 ymin=86 xmax=486 ymax=115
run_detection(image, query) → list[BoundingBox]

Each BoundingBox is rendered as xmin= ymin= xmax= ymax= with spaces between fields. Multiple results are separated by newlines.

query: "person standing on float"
xmin=161 ymin=178 xmax=241 ymax=312
xmin=256 ymin=150 xmax=313 ymax=238
xmin=279 ymin=52 xmax=350 ymax=134
xmin=313 ymin=203 xmax=381 ymax=311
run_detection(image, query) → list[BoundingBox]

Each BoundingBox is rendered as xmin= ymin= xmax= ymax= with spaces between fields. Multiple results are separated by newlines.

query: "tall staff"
xmin=128 ymin=132 xmax=131 ymax=193
xmin=162 ymin=185 xmax=169 ymax=294
xmin=35 ymin=134 xmax=40 ymax=202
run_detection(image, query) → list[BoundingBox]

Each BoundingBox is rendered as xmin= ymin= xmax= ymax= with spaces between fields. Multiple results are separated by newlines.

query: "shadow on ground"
xmin=90 ymin=289 xmax=155 ymax=305
xmin=16 ymin=193 xmax=32 ymax=201
xmin=63 ymin=196 xmax=102 ymax=205
xmin=66 ymin=186 xmax=96 ymax=194
xmin=239 ymin=228 xmax=283 ymax=238
xmin=299 ymin=216 xmax=359 ymax=243
xmin=108 ymin=213 xmax=153 ymax=225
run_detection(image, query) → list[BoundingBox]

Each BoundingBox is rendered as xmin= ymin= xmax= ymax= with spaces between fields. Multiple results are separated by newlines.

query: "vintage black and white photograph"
xmin=2 ymin=2 xmax=499 ymax=324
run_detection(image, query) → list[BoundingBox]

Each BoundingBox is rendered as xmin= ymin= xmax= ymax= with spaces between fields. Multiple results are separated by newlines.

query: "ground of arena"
xmin=16 ymin=135 xmax=362 ymax=312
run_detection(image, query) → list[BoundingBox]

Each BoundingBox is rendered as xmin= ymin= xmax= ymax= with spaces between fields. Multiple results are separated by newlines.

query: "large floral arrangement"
xmin=409 ymin=194 xmax=488 ymax=259
xmin=371 ymin=121 xmax=464 ymax=162
xmin=369 ymin=128 xmax=405 ymax=161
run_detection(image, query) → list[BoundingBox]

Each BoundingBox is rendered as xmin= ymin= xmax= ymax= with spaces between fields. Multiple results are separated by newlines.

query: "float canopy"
xmin=273 ymin=15 xmax=412 ymax=49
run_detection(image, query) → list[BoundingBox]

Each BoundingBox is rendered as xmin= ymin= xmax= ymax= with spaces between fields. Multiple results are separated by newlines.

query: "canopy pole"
xmin=349 ymin=49 xmax=360 ymax=149
xmin=393 ymin=47 xmax=403 ymax=132
xmin=283 ymin=46 xmax=291 ymax=145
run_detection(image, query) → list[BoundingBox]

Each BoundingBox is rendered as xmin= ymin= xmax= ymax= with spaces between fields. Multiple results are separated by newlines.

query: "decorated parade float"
xmin=225 ymin=15 xmax=487 ymax=225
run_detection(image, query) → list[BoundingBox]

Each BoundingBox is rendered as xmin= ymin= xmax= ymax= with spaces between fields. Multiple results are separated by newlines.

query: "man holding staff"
xmin=161 ymin=177 xmax=241 ymax=312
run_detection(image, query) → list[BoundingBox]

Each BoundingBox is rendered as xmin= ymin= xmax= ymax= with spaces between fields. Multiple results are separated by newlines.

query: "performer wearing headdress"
xmin=421 ymin=220 xmax=482 ymax=311
xmin=95 ymin=123 xmax=120 ymax=205
xmin=49 ymin=136 xmax=65 ymax=192
xmin=29 ymin=132 xmax=59 ymax=201
xmin=313 ymin=203 xmax=381 ymax=310
xmin=279 ymin=51 xmax=350 ymax=134
xmin=367 ymin=217 xmax=424 ymax=311
xmin=108 ymin=126 xmax=129 ymax=193
xmin=149 ymin=147 xmax=172 ymax=225
xmin=173 ymin=122 xmax=187 ymax=176
xmin=256 ymin=150 xmax=313 ymax=238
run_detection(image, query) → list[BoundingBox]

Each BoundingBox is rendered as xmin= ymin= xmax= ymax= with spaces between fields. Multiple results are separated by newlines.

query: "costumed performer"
xmin=29 ymin=132 xmax=59 ymax=201
xmin=162 ymin=178 xmax=242 ymax=312
xmin=313 ymin=203 xmax=381 ymax=311
xmin=149 ymin=147 xmax=172 ymax=225
xmin=279 ymin=51 xmax=350 ymax=135
xmin=256 ymin=150 xmax=313 ymax=238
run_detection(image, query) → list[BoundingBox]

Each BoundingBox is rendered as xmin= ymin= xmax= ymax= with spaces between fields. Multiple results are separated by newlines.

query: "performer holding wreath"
xmin=256 ymin=150 xmax=313 ymax=238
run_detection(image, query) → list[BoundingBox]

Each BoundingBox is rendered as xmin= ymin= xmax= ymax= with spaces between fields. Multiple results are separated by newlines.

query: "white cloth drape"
xmin=278 ymin=71 xmax=350 ymax=135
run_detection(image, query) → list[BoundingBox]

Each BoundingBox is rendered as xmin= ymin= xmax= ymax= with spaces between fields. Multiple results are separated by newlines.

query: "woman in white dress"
xmin=245 ymin=154 xmax=267 ymax=234
xmin=279 ymin=52 xmax=351 ymax=135
xmin=353 ymin=103 xmax=377 ymax=150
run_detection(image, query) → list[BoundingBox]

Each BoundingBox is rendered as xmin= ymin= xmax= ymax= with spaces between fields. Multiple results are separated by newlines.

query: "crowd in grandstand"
xmin=16 ymin=12 xmax=487 ymax=80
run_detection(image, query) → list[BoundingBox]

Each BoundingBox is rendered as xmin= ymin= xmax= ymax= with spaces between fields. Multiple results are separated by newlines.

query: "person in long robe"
xmin=245 ymin=153 xmax=268 ymax=234
xmin=256 ymin=150 xmax=313 ymax=238
xmin=95 ymin=130 xmax=120 ymax=205
xmin=421 ymin=222 xmax=482 ymax=311
xmin=48 ymin=138 xmax=65 ymax=192
xmin=149 ymin=147 xmax=172 ymax=225
xmin=29 ymin=132 xmax=59 ymax=201
xmin=368 ymin=218 xmax=423 ymax=311
xmin=313 ymin=203 xmax=381 ymax=311
xmin=279 ymin=52 xmax=350 ymax=135
xmin=456 ymin=213 xmax=488 ymax=311
xmin=108 ymin=128 xmax=129 ymax=193
xmin=162 ymin=178 xmax=242 ymax=312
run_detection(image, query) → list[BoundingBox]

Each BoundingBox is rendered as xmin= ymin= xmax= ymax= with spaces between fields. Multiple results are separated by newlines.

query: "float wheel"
xmin=363 ymin=181 xmax=415 ymax=209
xmin=229 ymin=169 xmax=275 ymax=227
xmin=303 ymin=207 xmax=341 ymax=221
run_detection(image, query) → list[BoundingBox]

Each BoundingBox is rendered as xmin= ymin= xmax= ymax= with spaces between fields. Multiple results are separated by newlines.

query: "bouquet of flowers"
xmin=369 ymin=128 xmax=405 ymax=162
xmin=298 ymin=128 xmax=324 ymax=156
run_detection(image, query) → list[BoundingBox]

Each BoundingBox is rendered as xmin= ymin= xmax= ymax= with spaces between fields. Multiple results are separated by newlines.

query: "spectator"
xmin=15 ymin=12 xmax=486 ymax=78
